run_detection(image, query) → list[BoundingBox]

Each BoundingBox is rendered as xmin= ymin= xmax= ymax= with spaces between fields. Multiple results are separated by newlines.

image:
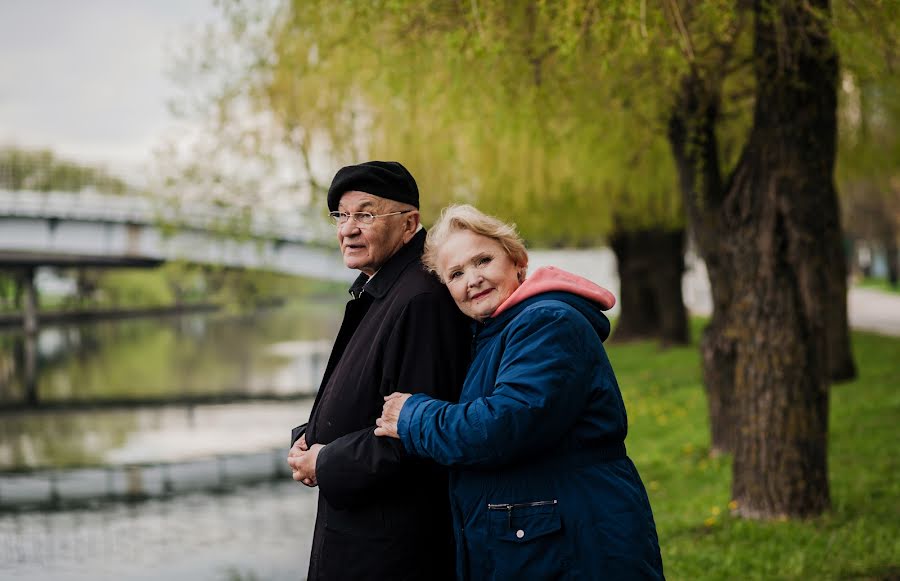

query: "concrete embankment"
xmin=0 ymin=449 xmax=293 ymax=511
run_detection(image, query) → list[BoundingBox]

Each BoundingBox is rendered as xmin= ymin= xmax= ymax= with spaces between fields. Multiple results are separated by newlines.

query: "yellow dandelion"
xmin=710 ymin=506 xmax=721 ymax=516
xmin=704 ymin=517 xmax=717 ymax=527
xmin=649 ymin=481 xmax=660 ymax=491
xmin=728 ymin=500 xmax=739 ymax=511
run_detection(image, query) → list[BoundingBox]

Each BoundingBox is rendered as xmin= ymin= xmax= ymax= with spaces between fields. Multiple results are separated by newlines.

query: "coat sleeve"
xmin=398 ymin=304 xmax=601 ymax=467
xmin=314 ymin=292 xmax=470 ymax=509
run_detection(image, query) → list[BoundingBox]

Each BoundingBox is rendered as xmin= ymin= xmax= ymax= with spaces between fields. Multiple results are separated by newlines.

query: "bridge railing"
xmin=0 ymin=189 xmax=334 ymax=245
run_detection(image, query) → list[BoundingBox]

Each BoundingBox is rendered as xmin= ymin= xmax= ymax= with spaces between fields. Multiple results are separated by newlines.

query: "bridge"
xmin=0 ymin=189 xmax=351 ymax=280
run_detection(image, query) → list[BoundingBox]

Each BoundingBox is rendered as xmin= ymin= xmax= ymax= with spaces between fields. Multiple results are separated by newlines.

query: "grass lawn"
xmin=856 ymin=278 xmax=900 ymax=296
xmin=606 ymin=323 xmax=900 ymax=580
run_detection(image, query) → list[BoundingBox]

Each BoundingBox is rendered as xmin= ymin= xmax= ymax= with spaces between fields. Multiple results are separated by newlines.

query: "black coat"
xmin=292 ymin=229 xmax=471 ymax=581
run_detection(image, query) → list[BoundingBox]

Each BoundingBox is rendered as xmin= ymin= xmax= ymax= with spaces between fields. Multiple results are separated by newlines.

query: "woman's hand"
xmin=374 ymin=392 xmax=413 ymax=439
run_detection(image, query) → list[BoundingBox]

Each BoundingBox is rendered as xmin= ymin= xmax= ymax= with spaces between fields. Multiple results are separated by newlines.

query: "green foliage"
xmin=856 ymin=276 xmax=900 ymax=293
xmin=0 ymin=147 xmax=133 ymax=194
xmin=23 ymin=265 xmax=345 ymax=314
xmin=175 ymin=0 xmax=896 ymax=249
xmin=97 ymin=270 xmax=176 ymax=308
xmin=608 ymin=322 xmax=900 ymax=579
xmin=256 ymin=0 xmax=694 ymax=244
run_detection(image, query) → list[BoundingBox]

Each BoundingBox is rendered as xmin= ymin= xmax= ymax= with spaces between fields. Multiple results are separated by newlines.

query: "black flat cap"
xmin=326 ymin=160 xmax=419 ymax=211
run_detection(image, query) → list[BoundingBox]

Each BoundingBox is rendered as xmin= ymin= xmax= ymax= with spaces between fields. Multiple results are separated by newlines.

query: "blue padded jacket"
xmin=398 ymin=269 xmax=665 ymax=580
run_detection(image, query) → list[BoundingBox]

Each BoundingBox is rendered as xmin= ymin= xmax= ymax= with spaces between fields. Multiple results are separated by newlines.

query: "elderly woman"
xmin=374 ymin=204 xmax=664 ymax=580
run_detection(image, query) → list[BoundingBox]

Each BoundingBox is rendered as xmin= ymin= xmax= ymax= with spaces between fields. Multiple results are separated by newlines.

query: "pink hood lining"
xmin=491 ymin=266 xmax=616 ymax=318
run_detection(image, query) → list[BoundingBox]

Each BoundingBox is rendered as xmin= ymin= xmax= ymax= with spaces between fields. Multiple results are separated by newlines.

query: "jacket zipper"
xmin=488 ymin=499 xmax=558 ymax=529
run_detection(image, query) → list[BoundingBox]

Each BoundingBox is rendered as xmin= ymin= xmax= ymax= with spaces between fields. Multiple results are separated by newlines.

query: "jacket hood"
xmin=492 ymin=266 xmax=616 ymax=317
xmin=477 ymin=266 xmax=616 ymax=344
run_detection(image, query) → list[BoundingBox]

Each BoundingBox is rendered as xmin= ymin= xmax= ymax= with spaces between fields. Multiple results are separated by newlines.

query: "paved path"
xmin=686 ymin=285 xmax=900 ymax=338
xmin=847 ymin=287 xmax=900 ymax=337
xmin=529 ymin=249 xmax=900 ymax=337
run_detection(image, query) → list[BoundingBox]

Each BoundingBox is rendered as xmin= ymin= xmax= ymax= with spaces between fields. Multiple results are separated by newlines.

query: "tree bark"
xmin=610 ymin=228 xmax=689 ymax=346
xmin=726 ymin=0 xmax=835 ymax=518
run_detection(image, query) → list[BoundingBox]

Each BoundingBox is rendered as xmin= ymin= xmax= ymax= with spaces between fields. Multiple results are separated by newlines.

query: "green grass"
xmin=606 ymin=323 xmax=900 ymax=580
xmin=856 ymin=277 xmax=900 ymax=296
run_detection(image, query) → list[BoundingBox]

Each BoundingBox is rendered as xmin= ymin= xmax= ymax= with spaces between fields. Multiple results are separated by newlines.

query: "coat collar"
xmin=348 ymin=228 xmax=427 ymax=300
xmin=472 ymin=290 xmax=611 ymax=343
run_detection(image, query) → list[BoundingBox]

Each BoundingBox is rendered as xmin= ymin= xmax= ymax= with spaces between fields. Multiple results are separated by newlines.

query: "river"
xmin=0 ymin=301 xmax=345 ymax=580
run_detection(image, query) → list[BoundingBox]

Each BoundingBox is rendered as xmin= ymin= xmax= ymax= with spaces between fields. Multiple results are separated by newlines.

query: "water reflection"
xmin=0 ymin=481 xmax=318 ymax=581
xmin=0 ymin=400 xmax=315 ymax=472
xmin=0 ymin=303 xmax=342 ymax=405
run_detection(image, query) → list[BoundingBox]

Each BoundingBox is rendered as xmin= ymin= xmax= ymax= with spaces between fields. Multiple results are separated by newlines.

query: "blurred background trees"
xmin=0 ymin=147 xmax=133 ymax=194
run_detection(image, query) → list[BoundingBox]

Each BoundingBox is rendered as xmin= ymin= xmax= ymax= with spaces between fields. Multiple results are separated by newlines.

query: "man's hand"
xmin=288 ymin=442 xmax=324 ymax=487
xmin=374 ymin=392 xmax=413 ymax=439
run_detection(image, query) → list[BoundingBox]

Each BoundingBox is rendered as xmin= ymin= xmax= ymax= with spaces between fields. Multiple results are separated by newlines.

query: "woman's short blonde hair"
xmin=423 ymin=204 xmax=528 ymax=282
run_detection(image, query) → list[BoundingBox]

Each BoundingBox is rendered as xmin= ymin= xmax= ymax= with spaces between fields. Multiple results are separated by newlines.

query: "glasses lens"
xmin=356 ymin=213 xmax=376 ymax=225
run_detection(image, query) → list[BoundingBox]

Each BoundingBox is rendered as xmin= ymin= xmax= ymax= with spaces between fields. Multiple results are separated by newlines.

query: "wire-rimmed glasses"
xmin=328 ymin=210 xmax=413 ymax=226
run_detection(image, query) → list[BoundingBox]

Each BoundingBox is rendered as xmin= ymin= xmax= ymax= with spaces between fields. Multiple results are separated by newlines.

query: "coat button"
xmin=516 ymin=529 xmax=525 ymax=539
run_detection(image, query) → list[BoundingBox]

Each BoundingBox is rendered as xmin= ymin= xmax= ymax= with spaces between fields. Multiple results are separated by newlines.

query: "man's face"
xmin=336 ymin=191 xmax=418 ymax=276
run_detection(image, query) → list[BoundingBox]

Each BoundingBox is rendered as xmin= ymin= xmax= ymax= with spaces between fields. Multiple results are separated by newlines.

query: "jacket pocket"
xmin=487 ymin=499 xmax=562 ymax=543
xmin=485 ymin=499 xmax=572 ymax=579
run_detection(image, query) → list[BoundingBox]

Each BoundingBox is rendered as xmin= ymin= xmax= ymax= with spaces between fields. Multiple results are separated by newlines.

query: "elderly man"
xmin=288 ymin=161 xmax=471 ymax=580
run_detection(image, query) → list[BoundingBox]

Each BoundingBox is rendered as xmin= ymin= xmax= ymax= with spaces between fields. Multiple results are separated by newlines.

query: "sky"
xmin=0 ymin=0 xmax=221 ymax=179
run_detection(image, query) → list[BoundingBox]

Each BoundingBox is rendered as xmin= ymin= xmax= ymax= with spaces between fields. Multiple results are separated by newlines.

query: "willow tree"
xmin=262 ymin=1 xmax=692 ymax=345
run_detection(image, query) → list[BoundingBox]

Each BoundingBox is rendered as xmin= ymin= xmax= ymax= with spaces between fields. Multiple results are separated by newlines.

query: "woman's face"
xmin=437 ymin=229 xmax=522 ymax=321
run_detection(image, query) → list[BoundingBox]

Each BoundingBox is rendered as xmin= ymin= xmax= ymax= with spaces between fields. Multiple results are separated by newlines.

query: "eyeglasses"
xmin=328 ymin=210 xmax=413 ymax=226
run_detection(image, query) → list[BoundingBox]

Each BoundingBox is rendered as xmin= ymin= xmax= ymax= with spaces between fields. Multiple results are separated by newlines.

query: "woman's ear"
xmin=517 ymin=266 xmax=527 ymax=283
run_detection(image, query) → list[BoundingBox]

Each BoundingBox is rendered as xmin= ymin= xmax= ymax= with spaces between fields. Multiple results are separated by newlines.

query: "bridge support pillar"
xmin=19 ymin=267 xmax=39 ymax=404
xmin=21 ymin=267 xmax=38 ymax=336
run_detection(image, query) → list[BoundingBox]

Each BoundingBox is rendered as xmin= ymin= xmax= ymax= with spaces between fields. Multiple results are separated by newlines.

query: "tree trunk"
xmin=610 ymin=228 xmax=689 ymax=346
xmin=669 ymin=0 xmax=838 ymax=517
xmin=886 ymin=231 xmax=899 ymax=288
xmin=822 ymin=189 xmax=856 ymax=382
xmin=668 ymin=75 xmax=737 ymax=454
xmin=727 ymin=0 xmax=836 ymax=518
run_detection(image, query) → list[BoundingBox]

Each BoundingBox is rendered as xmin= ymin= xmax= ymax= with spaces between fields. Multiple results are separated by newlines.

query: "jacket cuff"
xmin=398 ymin=393 xmax=430 ymax=455
xmin=290 ymin=423 xmax=308 ymax=448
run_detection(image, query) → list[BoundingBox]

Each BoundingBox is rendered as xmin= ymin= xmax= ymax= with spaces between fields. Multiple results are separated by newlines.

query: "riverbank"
xmin=0 ymin=303 xmax=219 ymax=328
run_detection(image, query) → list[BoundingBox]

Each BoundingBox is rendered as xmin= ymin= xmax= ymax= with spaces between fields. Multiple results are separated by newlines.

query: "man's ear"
xmin=402 ymin=211 xmax=421 ymax=243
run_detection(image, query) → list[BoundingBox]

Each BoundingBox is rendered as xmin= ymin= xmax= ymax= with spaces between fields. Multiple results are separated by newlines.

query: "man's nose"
xmin=338 ymin=219 xmax=361 ymax=237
